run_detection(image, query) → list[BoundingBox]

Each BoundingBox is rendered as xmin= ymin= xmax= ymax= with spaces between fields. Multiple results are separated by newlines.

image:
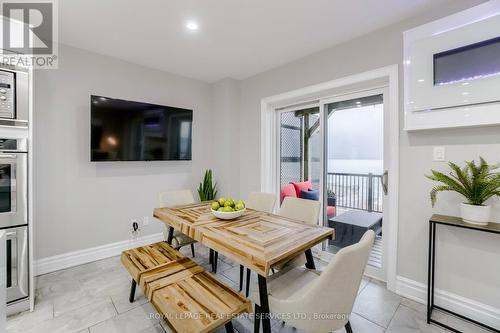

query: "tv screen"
xmin=91 ymin=95 xmax=193 ymax=161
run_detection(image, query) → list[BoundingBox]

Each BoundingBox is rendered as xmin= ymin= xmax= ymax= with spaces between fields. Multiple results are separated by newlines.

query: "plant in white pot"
xmin=426 ymin=157 xmax=500 ymax=225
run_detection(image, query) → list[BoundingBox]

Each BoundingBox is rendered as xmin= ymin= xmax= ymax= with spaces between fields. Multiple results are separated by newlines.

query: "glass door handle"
xmin=382 ymin=170 xmax=388 ymax=195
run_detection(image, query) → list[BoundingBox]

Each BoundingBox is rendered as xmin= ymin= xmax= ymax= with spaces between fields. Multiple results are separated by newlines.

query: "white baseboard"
xmin=34 ymin=233 xmax=164 ymax=276
xmin=395 ymin=275 xmax=500 ymax=329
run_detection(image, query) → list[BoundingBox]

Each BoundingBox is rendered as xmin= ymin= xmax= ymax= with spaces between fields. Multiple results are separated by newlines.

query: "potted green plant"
xmin=327 ymin=189 xmax=336 ymax=207
xmin=426 ymin=157 xmax=500 ymax=225
xmin=197 ymin=169 xmax=217 ymax=201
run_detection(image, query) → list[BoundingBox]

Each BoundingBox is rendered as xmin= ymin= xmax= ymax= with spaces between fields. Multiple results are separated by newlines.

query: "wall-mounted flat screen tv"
xmin=91 ymin=95 xmax=193 ymax=161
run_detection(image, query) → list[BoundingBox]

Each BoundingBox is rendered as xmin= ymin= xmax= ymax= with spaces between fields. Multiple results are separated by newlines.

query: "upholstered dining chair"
xmin=159 ymin=190 xmax=197 ymax=257
xmin=274 ymin=196 xmax=321 ymax=269
xmin=238 ymin=192 xmax=277 ymax=296
xmin=252 ymin=230 xmax=375 ymax=333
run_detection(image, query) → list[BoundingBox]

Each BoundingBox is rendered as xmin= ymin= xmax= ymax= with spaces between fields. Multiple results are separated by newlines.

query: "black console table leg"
xmin=427 ymin=221 xmax=433 ymax=323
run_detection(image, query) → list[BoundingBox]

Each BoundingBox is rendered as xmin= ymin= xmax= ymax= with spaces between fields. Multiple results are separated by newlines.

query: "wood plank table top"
xmin=154 ymin=202 xmax=335 ymax=276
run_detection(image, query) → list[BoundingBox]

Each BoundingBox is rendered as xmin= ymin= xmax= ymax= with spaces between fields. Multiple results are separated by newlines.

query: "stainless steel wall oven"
xmin=0 ymin=138 xmax=28 ymax=304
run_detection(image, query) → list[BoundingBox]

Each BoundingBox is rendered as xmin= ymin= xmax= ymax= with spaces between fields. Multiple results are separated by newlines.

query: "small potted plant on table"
xmin=426 ymin=157 xmax=500 ymax=225
xmin=327 ymin=189 xmax=336 ymax=207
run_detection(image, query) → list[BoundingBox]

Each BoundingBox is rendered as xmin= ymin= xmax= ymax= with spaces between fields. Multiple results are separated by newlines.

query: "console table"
xmin=428 ymin=214 xmax=500 ymax=333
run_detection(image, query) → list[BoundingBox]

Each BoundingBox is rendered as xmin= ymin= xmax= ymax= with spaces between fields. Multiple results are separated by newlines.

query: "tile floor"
xmin=6 ymin=243 xmax=490 ymax=333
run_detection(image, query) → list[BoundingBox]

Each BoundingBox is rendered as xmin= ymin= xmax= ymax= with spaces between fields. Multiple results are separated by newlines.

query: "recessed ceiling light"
xmin=186 ymin=21 xmax=199 ymax=31
xmin=418 ymin=79 xmax=425 ymax=83
xmin=356 ymin=101 xmax=361 ymax=104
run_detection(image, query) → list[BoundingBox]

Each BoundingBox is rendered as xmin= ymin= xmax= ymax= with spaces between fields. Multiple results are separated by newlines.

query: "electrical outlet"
xmin=142 ymin=216 xmax=149 ymax=226
xmin=131 ymin=220 xmax=140 ymax=238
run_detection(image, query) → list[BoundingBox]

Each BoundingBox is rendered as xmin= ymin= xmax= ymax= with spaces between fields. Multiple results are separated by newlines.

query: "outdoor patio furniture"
xmin=280 ymin=181 xmax=336 ymax=216
xmin=328 ymin=210 xmax=382 ymax=248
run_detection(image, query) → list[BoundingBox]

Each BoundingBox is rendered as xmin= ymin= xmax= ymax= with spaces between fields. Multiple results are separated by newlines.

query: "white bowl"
xmin=211 ymin=208 xmax=246 ymax=220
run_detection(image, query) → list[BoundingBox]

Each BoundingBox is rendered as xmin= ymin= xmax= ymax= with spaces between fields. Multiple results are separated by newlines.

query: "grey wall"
xmin=235 ymin=0 xmax=500 ymax=308
xmin=33 ymin=44 xmax=214 ymax=259
xmin=210 ymin=78 xmax=241 ymax=199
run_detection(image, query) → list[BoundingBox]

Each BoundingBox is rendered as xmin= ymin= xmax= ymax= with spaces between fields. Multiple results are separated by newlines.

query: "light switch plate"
xmin=433 ymin=146 xmax=446 ymax=161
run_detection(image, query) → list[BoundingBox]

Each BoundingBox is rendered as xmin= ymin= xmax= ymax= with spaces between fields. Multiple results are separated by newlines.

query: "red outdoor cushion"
xmin=291 ymin=181 xmax=313 ymax=197
xmin=327 ymin=206 xmax=336 ymax=217
xmin=280 ymin=183 xmax=297 ymax=203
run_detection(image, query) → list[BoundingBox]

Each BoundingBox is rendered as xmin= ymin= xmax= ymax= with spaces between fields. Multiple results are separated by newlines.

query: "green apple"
xmin=217 ymin=207 xmax=225 ymax=212
xmin=224 ymin=198 xmax=235 ymax=207
xmin=236 ymin=200 xmax=245 ymax=207
xmin=218 ymin=198 xmax=226 ymax=206
xmin=211 ymin=201 xmax=220 ymax=211
xmin=235 ymin=203 xmax=244 ymax=211
xmin=223 ymin=206 xmax=234 ymax=212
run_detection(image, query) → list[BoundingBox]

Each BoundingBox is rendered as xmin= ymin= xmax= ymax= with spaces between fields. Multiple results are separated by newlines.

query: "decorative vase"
xmin=460 ymin=203 xmax=491 ymax=226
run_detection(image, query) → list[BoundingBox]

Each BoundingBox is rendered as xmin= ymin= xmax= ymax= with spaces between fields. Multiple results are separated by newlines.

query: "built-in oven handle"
xmin=0 ymin=154 xmax=17 ymax=159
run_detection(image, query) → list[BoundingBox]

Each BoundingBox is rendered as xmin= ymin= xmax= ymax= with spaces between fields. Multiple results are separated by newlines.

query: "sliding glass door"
xmin=320 ymin=88 xmax=388 ymax=280
xmin=276 ymin=87 xmax=389 ymax=281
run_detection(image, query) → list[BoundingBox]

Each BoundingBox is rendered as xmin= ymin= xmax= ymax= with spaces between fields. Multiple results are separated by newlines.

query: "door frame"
xmin=260 ymin=65 xmax=399 ymax=291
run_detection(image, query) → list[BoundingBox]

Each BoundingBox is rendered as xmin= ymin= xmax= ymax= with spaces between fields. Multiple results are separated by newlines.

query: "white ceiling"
xmin=60 ymin=0 xmax=453 ymax=82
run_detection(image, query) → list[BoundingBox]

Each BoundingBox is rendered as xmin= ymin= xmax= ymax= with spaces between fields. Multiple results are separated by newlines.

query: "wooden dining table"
xmin=153 ymin=202 xmax=334 ymax=333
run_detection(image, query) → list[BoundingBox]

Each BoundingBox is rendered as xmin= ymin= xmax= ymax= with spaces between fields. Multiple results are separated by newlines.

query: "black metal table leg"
xmin=213 ymin=251 xmax=219 ymax=273
xmin=225 ymin=321 xmax=235 ymax=333
xmin=427 ymin=221 xmax=434 ymax=323
xmin=254 ymin=304 xmax=261 ymax=333
xmin=129 ymin=279 xmax=136 ymax=303
xmin=167 ymin=226 xmax=174 ymax=245
xmin=209 ymin=248 xmax=214 ymax=264
xmin=246 ymin=268 xmax=251 ymax=297
xmin=239 ymin=265 xmax=244 ymax=291
xmin=304 ymin=249 xmax=316 ymax=269
xmin=257 ymin=275 xmax=271 ymax=333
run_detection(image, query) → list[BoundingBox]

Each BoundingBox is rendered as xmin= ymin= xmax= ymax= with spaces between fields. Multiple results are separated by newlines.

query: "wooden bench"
xmin=121 ymin=242 xmax=251 ymax=333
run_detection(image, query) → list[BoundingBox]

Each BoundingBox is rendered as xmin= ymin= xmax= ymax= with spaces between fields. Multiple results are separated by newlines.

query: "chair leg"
xmin=225 ymin=321 xmax=235 ymax=333
xmin=191 ymin=243 xmax=195 ymax=258
xmin=345 ymin=321 xmax=353 ymax=333
xmin=245 ymin=268 xmax=251 ymax=297
xmin=209 ymin=249 xmax=213 ymax=264
xmin=239 ymin=265 xmax=244 ymax=291
xmin=254 ymin=304 xmax=261 ymax=333
xmin=129 ymin=279 xmax=136 ymax=303
xmin=213 ymin=251 xmax=219 ymax=273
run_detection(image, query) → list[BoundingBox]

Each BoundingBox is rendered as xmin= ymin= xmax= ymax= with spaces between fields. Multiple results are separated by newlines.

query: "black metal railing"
xmin=326 ymin=172 xmax=383 ymax=213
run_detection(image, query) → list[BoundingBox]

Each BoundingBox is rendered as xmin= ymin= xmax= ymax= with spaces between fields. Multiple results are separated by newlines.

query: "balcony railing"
xmin=326 ymin=172 xmax=383 ymax=213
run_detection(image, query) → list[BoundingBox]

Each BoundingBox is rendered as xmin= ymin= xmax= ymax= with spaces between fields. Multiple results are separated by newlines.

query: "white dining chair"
xmin=246 ymin=191 xmax=277 ymax=214
xmin=271 ymin=196 xmax=321 ymax=272
xmin=252 ymin=230 xmax=375 ymax=333
xmin=158 ymin=190 xmax=197 ymax=257
xmin=239 ymin=192 xmax=277 ymax=295
xmin=279 ymin=196 xmax=321 ymax=225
